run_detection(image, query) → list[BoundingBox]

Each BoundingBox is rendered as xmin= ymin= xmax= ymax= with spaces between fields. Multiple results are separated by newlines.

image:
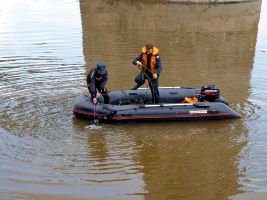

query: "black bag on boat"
xmin=135 ymin=71 xmax=145 ymax=85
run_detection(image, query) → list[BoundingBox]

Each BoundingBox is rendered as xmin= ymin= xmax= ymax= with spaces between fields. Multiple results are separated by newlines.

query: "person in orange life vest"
xmin=131 ymin=43 xmax=162 ymax=104
xmin=86 ymin=62 xmax=109 ymax=104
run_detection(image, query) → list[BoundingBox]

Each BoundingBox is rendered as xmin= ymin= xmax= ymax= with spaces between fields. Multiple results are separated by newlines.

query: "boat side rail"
xmin=142 ymin=102 xmax=210 ymax=108
xmin=137 ymin=86 xmax=197 ymax=90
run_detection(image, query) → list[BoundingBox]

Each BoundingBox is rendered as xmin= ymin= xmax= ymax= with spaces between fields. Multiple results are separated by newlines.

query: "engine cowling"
xmin=201 ymin=85 xmax=220 ymax=102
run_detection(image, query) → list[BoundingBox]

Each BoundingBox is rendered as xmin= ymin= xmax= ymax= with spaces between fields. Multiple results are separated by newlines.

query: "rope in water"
xmin=93 ymin=104 xmax=98 ymax=124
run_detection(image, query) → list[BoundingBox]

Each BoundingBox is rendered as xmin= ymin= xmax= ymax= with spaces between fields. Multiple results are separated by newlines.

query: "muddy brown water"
xmin=0 ymin=0 xmax=267 ymax=199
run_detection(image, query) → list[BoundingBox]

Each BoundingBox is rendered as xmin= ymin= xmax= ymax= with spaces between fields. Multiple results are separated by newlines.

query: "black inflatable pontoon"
xmin=73 ymin=86 xmax=241 ymax=123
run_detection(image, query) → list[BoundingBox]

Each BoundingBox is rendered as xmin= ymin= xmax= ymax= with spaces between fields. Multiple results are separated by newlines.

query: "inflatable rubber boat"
xmin=73 ymin=85 xmax=241 ymax=123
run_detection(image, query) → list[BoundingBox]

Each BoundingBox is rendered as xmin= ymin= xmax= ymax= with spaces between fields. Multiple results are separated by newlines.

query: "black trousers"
xmin=133 ymin=71 xmax=160 ymax=104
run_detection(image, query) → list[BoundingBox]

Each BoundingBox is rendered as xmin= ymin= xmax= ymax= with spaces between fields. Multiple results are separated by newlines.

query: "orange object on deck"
xmin=182 ymin=96 xmax=199 ymax=103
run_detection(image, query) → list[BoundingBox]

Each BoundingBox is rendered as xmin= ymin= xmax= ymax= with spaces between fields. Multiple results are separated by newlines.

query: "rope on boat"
xmin=138 ymin=65 xmax=157 ymax=104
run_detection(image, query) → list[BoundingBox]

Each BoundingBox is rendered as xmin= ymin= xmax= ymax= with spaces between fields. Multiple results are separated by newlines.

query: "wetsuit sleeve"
xmin=155 ymin=54 xmax=162 ymax=76
xmin=133 ymin=53 xmax=143 ymax=65
xmin=87 ymin=70 xmax=97 ymax=98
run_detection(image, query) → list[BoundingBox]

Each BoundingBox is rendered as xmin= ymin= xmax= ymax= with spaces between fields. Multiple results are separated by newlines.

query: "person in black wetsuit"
xmin=86 ymin=62 xmax=109 ymax=104
xmin=132 ymin=43 xmax=162 ymax=104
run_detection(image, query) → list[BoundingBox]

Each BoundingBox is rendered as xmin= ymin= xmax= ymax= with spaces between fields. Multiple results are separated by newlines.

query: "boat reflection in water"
xmin=79 ymin=0 xmax=261 ymax=199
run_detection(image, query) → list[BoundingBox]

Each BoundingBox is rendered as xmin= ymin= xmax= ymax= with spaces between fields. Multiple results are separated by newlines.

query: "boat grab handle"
xmin=169 ymin=92 xmax=178 ymax=95
xmin=193 ymin=103 xmax=210 ymax=107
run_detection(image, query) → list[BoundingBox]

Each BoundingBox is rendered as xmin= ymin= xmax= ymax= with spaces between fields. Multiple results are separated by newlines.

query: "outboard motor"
xmin=201 ymin=85 xmax=220 ymax=102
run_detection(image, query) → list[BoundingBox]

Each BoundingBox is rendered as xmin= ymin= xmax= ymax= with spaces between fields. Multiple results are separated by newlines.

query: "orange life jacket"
xmin=141 ymin=46 xmax=159 ymax=74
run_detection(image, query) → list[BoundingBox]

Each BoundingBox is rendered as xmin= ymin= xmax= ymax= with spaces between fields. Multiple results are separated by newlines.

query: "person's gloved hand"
xmin=93 ymin=98 xmax=98 ymax=104
xmin=136 ymin=61 xmax=142 ymax=66
xmin=153 ymin=74 xmax=158 ymax=79
xmin=136 ymin=61 xmax=143 ymax=69
xmin=96 ymin=92 xmax=101 ymax=98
